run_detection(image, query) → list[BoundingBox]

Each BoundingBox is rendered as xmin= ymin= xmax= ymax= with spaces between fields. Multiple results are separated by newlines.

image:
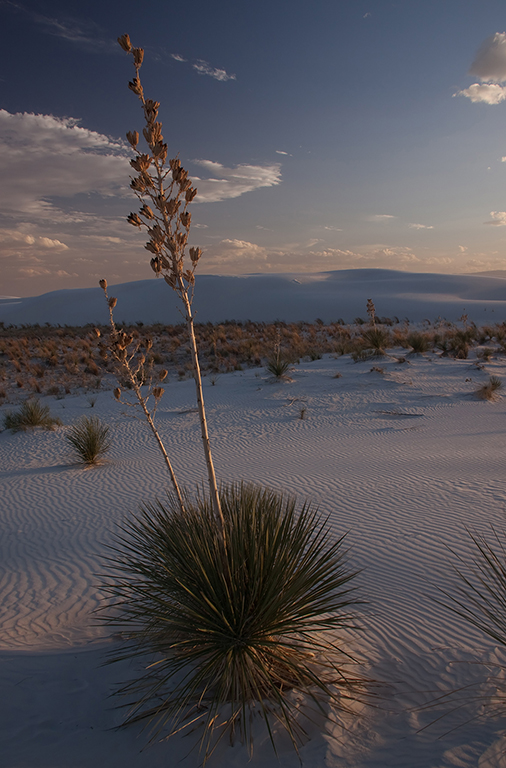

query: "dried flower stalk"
xmin=100 ymin=278 xmax=185 ymax=514
xmin=116 ymin=34 xmax=223 ymax=528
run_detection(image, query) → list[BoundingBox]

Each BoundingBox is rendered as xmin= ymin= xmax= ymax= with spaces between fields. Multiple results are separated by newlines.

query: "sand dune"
xmin=2 ymin=268 xmax=506 ymax=326
xmin=2 ymin=273 xmax=506 ymax=766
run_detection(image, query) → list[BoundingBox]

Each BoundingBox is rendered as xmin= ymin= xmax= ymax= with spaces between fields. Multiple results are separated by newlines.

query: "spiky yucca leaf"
xmin=101 ymin=483 xmax=364 ymax=760
xmin=66 ymin=415 xmax=111 ymax=464
xmin=441 ymin=527 xmax=506 ymax=646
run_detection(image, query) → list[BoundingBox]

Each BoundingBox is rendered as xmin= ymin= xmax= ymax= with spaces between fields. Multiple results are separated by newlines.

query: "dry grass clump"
xmin=3 ymin=399 xmax=62 ymax=432
xmin=475 ymin=376 xmax=502 ymax=401
xmin=102 ymin=483 xmax=364 ymax=760
xmin=66 ymin=416 xmax=112 ymax=464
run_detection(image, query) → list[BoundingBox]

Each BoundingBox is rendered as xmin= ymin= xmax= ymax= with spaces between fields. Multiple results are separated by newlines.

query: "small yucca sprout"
xmin=66 ymin=416 xmax=112 ymax=465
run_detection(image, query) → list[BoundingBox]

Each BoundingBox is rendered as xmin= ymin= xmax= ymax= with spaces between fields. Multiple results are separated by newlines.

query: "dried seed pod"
xmin=153 ymin=386 xmax=164 ymax=400
xmin=126 ymin=130 xmax=139 ymax=148
xmin=127 ymin=212 xmax=143 ymax=227
xmin=114 ymin=387 xmax=121 ymax=400
xmin=145 ymin=241 xmax=161 ymax=255
xmin=99 ymin=278 xmax=107 ymax=290
xmin=159 ymin=369 xmax=168 ymax=381
xmin=146 ymin=338 xmax=153 ymax=350
xmin=185 ymin=187 xmax=198 ymax=203
xmin=130 ymin=154 xmax=151 ymax=172
xmin=180 ymin=212 xmax=191 ymax=228
xmin=140 ymin=203 xmax=154 ymax=220
xmin=108 ymin=297 xmax=117 ymax=309
xmin=132 ymin=47 xmax=144 ymax=66
xmin=117 ymin=34 xmax=131 ymax=52
xmin=93 ymin=328 xmax=101 ymax=338
xmin=189 ymin=247 xmax=202 ymax=263
xmin=128 ymin=77 xmax=143 ymax=96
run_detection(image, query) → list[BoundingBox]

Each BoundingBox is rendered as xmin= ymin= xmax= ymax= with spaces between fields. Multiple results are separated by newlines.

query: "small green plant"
xmin=66 ymin=416 xmax=112 ymax=464
xmin=266 ymin=328 xmax=292 ymax=379
xmin=3 ymin=399 xmax=61 ymax=432
xmin=102 ymin=483 xmax=364 ymax=760
xmin=475 ymin=376 xmax=502 ymax=401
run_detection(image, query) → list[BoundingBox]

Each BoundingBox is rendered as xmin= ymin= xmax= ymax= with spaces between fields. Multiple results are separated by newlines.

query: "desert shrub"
xmin=3 ymin=399 xmax=61 ymax=432
xmin=360 ymin=327 xmax=391 ymax=355
xmin=66 ymin=416 xmax=112 ymax=464
xmin=407 ymin=331 xmax=431 ymax=354
xmin=102 ymin=483 xmax=363 ymax=758
xmin=475 ymin=376 xmax=502 ymax=401
xmin=478 ymin=347 xmax=494 ymax=362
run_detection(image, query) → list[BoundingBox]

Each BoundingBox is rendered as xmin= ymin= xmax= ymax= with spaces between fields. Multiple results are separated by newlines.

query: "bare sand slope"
xmin=2 ymin=348 xmax=506 ymax=766
xmin=2 ymin=268 xmax=506 ymax=326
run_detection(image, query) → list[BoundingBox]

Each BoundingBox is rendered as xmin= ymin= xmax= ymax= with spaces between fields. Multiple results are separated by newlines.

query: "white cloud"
xmin=484 ymin=211 xmax=506 ymax=226
xmin=455 ymin=83 xmax=506 ymax=104
xmin=458 ymin=245 xmax=468 ymax=253
xmin=192 ymin=160 xmax=281 ymax=202
xmin=501 ymin=157 xmax=506 ymax=162
xmin=408 ymin=223 xmax=434 ymax=230
xmin=171 ymin=53 xmax=186 ymax=62
xmin=275 ymin=150 xmax=290 ymax=155
xmin=324 ymin=225 xmax=343 ymax=231
xmin=367 ymin=214 xmax=396 ymax=223
xmin=0 ymin=110 xmax=130 ymax=219
xmin=192 ymin=60 xmax=236 ymax=82
xmin=469 ymin=32 xmax=506 ymax=82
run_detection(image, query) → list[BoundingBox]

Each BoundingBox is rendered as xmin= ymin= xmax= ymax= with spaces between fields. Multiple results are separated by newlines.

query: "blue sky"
xmin=2 ymin=0 xmax=506 ymax=296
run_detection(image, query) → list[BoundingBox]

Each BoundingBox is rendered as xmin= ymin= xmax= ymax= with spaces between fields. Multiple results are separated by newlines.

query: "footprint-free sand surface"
xmin=3 ymin=284 xmax=506 ymax=766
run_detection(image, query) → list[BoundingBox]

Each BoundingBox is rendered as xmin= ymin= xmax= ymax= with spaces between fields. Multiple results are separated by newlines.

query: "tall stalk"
xmin=116 ymin=34 xmax=224 ymax=530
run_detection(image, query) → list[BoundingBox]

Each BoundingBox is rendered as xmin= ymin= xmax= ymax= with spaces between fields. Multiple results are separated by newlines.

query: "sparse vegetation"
xmin=3 ymin=399 xmax=61 ymax=432
xmin=66 ymin=416 xmax=112 ymax=465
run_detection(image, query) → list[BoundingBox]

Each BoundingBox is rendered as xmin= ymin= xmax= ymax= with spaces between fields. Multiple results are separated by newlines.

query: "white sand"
xmin=2 ymin=273 xmax=506 ymax=766
xmin=2 ymin=268 xmax=506 ymax=326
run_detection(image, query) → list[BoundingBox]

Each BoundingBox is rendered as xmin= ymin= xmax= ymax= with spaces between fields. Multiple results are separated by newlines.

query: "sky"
xmin=2 ymin=0 xmax=506 ymax=297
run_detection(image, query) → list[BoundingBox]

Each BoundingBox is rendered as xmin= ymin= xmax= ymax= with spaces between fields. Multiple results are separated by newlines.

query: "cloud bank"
xmin=456 ymin=33 xmax=506 ymax=104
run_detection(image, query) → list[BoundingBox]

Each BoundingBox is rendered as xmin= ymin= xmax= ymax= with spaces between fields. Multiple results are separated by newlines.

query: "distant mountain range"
xmin=1 ymin=269 xmax=506 ymax=327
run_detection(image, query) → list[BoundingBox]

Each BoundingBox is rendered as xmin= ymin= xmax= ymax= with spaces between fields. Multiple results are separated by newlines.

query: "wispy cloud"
xmin=2 ymin=1 xmax=113 ymax=51
xmin=484 ymin=211 xmax=506 ymax=226
xmin=171 ymin=53 xmax=186 ymax=62
xmin=324 ymin=225 xmax=343 ymax=231
xmin=408 ymin=223 xmax=434 ymax=230
xmin=367 ymin=214 xmax=396 ymax=223
xmin=191 ymin=160 xmax=281 ymax=202
xmin=456 ymin=33 xmax=506 ymax=104
xmin=192 ymin=60 xmax=236 ymax=82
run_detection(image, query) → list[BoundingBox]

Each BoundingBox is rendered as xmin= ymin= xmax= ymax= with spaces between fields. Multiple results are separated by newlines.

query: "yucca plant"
xmin=66 ymin=415 xmax=112 ymax=464
xmin=407 ymin=331 xmax=431 ymax=355
xmin=102 ymin=483 xmax=364 ymax=760
xmin=475 ymin=376 xmax=502 ymax=401
xmin=3 ymin=399 xmax=61 ymax=432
